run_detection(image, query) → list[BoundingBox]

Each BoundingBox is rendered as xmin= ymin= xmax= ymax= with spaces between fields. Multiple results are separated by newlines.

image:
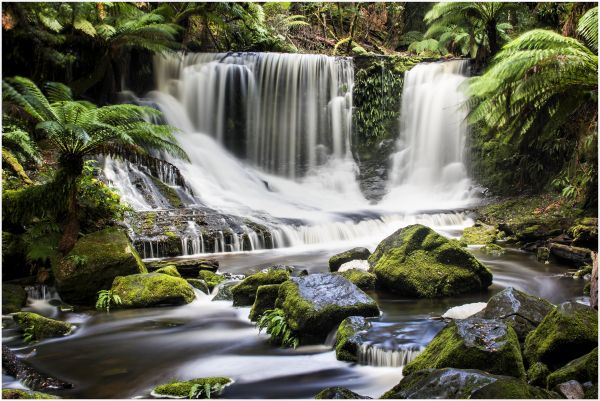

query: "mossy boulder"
xmin=315 ymin=387 xmax=371 ymax=399
xmin=329 ymin=247 xmax=372 ymax=272
xmin=146 ymin=257 xmax=219 ymax=277
xmin=13 ymin=312 xmax=73 ymax=340
xmin=569 ymin=218 xmax=598 ymax=249
xmin=198 ymin=270 xmax=225 ymax=291
xmin=336 ymin=270 xmax=376 ymax=291
xmin=231 ymin=269 xmax=290 ymax=306
xmin=461 ymin=224 xmax=497 ymax=245
xmin=2 ymin=284 xmax=27 ymax=314
xmin=334 ymin=316 xmax=371 ymax=362
xmin=481 ymin=243 xmax=505 ymax=257
xmin=403 ymin=318 xmax=525 ymax=379
xmin=275 ymin=274 xmax=379 ymax=343
xmin=155 ymin=265 xmax=181 ymax=278
xmin=187 ymin=279 xmax=210 ymax=294
xmin=212 ymin=281 xmax=238 ymax=301
xmin=547 ymin=348 xmax=598 ymax=389
xmin=111 ymin=273 xmax=195 ymax=308
xmin=2 ymin=389 xmax=59 ymax=399
xmin=381 ymin=368 xmax=556 ymax=399
xmin=249 ymin=284 xmax=281 ymax=322
xmin=368 ymin=224 xmax=493 ymax=298
xmin=53 ymin=227 xmax=146 ymax=305
xmin=476 ymin=287 xmax=555 ymax=341
xmin=524 ymin=301 xmax=598 ymax=369
xmin=527 ymin=362 xmax=550 ymax=387
xmin=152 ymin=377 xmax=232 ymax=398
xmin=549 ymin=243 xmax=593 ymax=266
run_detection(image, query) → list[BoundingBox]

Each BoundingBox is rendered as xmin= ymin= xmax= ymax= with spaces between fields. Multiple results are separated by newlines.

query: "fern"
xmin=23 ymin=326 xmax=35 ymax=343
xmin=188 ymin=382 xmax=224 ymax=399
xmin=257 ymin=309 xmax=299 ymax=348
xmin=96 ymin=290 xmax=122 ymax=313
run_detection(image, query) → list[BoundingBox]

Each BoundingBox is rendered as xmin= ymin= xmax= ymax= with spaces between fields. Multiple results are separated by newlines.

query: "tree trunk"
xmin=58 ymin=182 xmax=80 ymax=255
xmin=487 ymin=21 xmax=498 ymax=56
xmin=346 ymin=7 xmax=358 ymax=54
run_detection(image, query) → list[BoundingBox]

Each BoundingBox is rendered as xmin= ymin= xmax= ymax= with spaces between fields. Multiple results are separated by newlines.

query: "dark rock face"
xmin=314 ymin=387 xmax=372 ymax=399
xmin=212 ymin=281 xmax=239 ymax=302
xmin=276 ymin=274 xmax=379 ymax=343
xmin=381 ymin=368 xmax=556 ymax=399
xmin=549 ymin=243 xmax=593 ymax=266
xmin=2 ymin=284 xmax=27 ymax=314
xmin=476 ymin=287 xmax=555 ymax=341
xmin=2 ymin=345 xmax=73 ymax=391
xmin=329 ymin=247 xmax=372 ymax=272
xmin=403 ymin=318 xmax=525 ymax=379
xmin=547 ymin=348 xmax=598 ymax=390
xmin=568 ymin=218 xmax=598 ymax=250
xmin=334 ymin=316 xmax=372 ymax=362
xmin=146 ymin=257 xmax=219 ymax=277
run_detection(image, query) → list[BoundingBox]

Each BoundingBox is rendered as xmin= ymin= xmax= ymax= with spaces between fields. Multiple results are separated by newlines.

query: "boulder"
xmin=152 ymin=377 xmax=232 ymax=398
xmin=198 ymin=270 xmax=225 ymax=291
xmin=549 ymin=243 xmax=593 ymax=266
xmin=329 ymin=248 xmax=372 ymax=272
xmin=513 ymin=221 xmax=563 ymax=243
xmin=249 ymin=284 xmax=281 ymax=322
xmin=524 ymin=301 xmax=598 ymax=369
xmin=568 ymin=218 xmax=598 ymax=249
xmin=52 ymin=227 xmax=146 ymax=305
xmin=554 ymin=380 xmax=585 ymax=399
xmin=231 ymin=269 xmax=290 ymax=306
xmin=155 ymin=265 xmax=181 ymax=278
xmin=368 ymin=224 xmax=493 ymax=298
xmin=146 ymin=257 xmax=219 ymax=277
xmin=403 ymin=318 xmax=525 ymax=379
xmin=187 ymin=279 xmax=210 ymax=294
xmin=461 ymin=224 xmax=497 ymax=245
xmin=13 ymin=312 xmax=73 ymax=340
xmin=336 ymin=270 xmax=376 ymax=291
xmin=276 ymin=274 xmax=379 ymax=343
xmin=1 ymin=389 xmax=59 ymax=399
xmin=537 ymin=247 xmax=550 ymax=263
xmin=334 ymin=316 xmax=371 ymax=362
xmin=480 ymin=243 xmax=505 ymax=257
xmin=2 ymin=284 xmax=27 ymax=314
xmin=381 ymin=368 xmax=556 ymax=399
xmin=527 ymin=362 xmax=550 ymax=387
xmin=315 ymin=387 xmax=371 ymax=399
xmin=212 ymin=281 xmax=238 ymax=302
xmin=547 ymin=348 xmax=598 ymax=389
xmin=475 ymin=287 xmax=555 ymax=341
xmin=111 ymin=273 xmax=195 ymax=308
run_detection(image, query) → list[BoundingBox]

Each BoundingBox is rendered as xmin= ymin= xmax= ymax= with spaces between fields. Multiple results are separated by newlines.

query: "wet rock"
xmin=334 ymin=316 xmax=371 ymax=362
xmin=480 ymin=243 xmax=505 ymax=256
xmin=476 ymin=287 xmax=555 ymax=341
xmin=526 ymin=362 xmax=550 ymax=387
xmin=198 ymin=271 xmax=225 ymax=291
xmin=549 ymin=243 xmax=593 ymax=266
xmin=231 ymin=269 xmax=290 ymax=306
xmin=381 ymin=368 xmax=556 ymax=399
xmin=537 ymin=247 xmax=550 ymax=263
xmin=212 ymin=281 xmax=238 ymax=301
xmin=335 ymin=270 xmax=376 ymax=291
xmin=315 ymin=387 xmax=371 ymax=399
xmin=1 ymin=389 xmax=59 ymax=399
xmin=547 ymin=348 xmax=598 ymax=389
xmin=368 ymin=224 xmax=493 ymax=298
xmin=155 ymin=265 xmax=181 ymax=278
xmin=249 ymin=284 xmax=281 ymax=321
xmin=329 ymin=248 xmax=371 ymax=272
xmin=151 ymin=377 xmax=232 ymax=398
xmin=53 ymin=227 xmax=146 ymax=305
xmin=276 ymin=274 xmax=379 ymax=343
xmin=568 ymin=218 xmax=598 ymax=250
xmin=524 ymin=301 xmax=598 ymax=369
xmin=442 ymin=302 xmax=487 ymax=320
xmin=111 ymin=273 xmax=195 ymax=308
xmin=13 ymin=312 xmax=74 ymax=340
xmin=186 ymin=279 xmax=210 ymax=294
xmin=2 ymin=345 xmax=73 ymax=391
xmin=461 ymin=224 xmax=497 ymax=245
xmin=146 ymin=257 xmax=219 ymax=277
xmin=2 ymin=284 xmax=27 ymax=314
xmin=554 ymin=380 xmax=585 ymax=399
xmin=513 ymin=221 xmax=563 ymax=243
xmin=403 ymin=318 xmax=525 ymax=378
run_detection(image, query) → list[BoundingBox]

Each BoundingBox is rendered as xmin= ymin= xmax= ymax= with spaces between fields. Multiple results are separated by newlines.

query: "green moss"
xmin=198 ymin=270 xmax=225 ymax=291
xmin=187 ymin=279 xmax=210 ymax=294
xmin=461 ymin=225 xmax=497 ymax=245
xmin=164 ymin=230 xmax=178 ymax=238
xmin=328 ymin=247 xmax=371 ymax=272
xmin=481 ymin=243 xmax=506 ymax=257
xmin=155 ymin=265 xmax=181 ymax=278
xmin=575 ymin=265 xmax=593 ymax=278
xmin=111 ymin=273 xmax=195 ymax=308
xmin=2 ymin=284 xmax=27 ymax=314
xmin=249 ymin=284 xmax=281 ymax=322
xmin=336 ymin=270 xmax=376 ymax=291
xmin=150 ymin=176 xmax=183 ymax=208
xmin=334 ymin=316 xmax=370 ymax=362
xmin=471 ymin=378 xmax=557 ymax=399
xmin=527 ymin=362 xmax=550 ymax=387
xmin=13 ymin=312 xmax=73 ymax=340
xmin=152 ymin=377 xmax=232 ymax=398
xmin=142 ymin=212 xmax=156 ymax=231
xmin=2 ymin=389 xmax=59 ymax=399
xmin=232 ymin=269 xmax=290 ymax=306
xmin=547 ymin=348 xmax=598 ymax=389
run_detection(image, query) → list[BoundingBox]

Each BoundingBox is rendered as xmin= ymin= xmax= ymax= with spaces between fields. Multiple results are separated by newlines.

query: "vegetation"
xmin=257 ymin=308 xmax=300 ymax=349
xmin=95 ymin=289 xmax=122 ymax=313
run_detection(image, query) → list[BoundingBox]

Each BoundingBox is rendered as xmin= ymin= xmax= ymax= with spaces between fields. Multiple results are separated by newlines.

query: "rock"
xmin=152 ymin=377 xmax=232 ymax=398
xmin=461 ymin=224 xmax=497 ymax=245
xmin=514 ymin=222 xmax=563 ymax=243
xmin=212 ymin=281 xmax=238 ymax=302
xmin=403 ymin=318 xmax=525 ymax=378
xmin=527 ymin=362 xmax=550 ymax=387
xmin=584 ymin=383 xmax=598 ymax=399
xmin=315 ymin=387 xmax=372 ymax=399
xmin=186 ymin=279 xmax=210 ymax=294
xmin=146 ymin=257 xmax=219 ymax=277
xmin=549 ymin=243 xmax=593 ymax=266
xmin=524 ymin=301 xmax=598 ymax=369
xmin=231 ymin=269 xmax=290 ymax=306
xmin=568 ymin=218 xmax=598 ymax=249
xmin=155 ymin=265 xmax=181 ymax=278
xmin=368 ymin=224 xmax=493 ymax=298
xmin=2 ymin=284 xmax=27 ymax=314
xmin=198 ymin=270 xmax=225 ymax=291
xmin=476 ymin=287 xmax=555 ymax=341
xmin=111 ymin=273 xmax=195 ymax=308
xmin=554 ymin=380 xmax=585 ymax=399
xmin=52 ymin=227 xmax=146 ymax=305
xmin=336 ymin=270 xmax=376 ymax=291
xmin=338 ymin=260 xmax=370 ymax=272
xmin=13 ymin=312 xmax=74 ymax=340
xmin=442 ymin=302 xmax=487 ymax=320
xmin=329 ymin=247 xmax=371 ymax=272
xmin=547 ymin=348 xmax=598 ymax=389
xmin=1 ymin=389 xmax=59 ymax=399
xmin=2 ymin=345 xmax=72 ymax=391
xmin=249 ymin=284 xmax=281 ymax=321
xmin=381 ymin=368 xmax=556 ymax=399
xmin=276 ymin=274 xmax=379 ymax=343
xmin=591 ymin=253 xmax=598 ymax=310
xmin=480 ymin=243 xmax=505 ymax=256
xmin=334 ymin=316 xmax=371 ymax=362
xmin=537 ymin=247 xmax=550 ymax=263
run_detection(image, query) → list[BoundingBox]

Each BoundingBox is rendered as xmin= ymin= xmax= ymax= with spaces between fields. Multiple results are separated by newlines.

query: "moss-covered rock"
xmin=155 ymin=265 xmax=181 ymax=278
xmin=336 ymin=270 xmax=376 ymax=291
xmin=111 ymin=273 xmax=195 ymax=308
xmin=461 ymin=224 xmax=497 ymax=245
xmin=198 ymin=270 xmax=225 ymax=291
xmin=52 ymin=227 xmax=146 ymax=305
xmin=476 ymin=287 xmax=555 ymax=341
xmin=249 ymin=284 xmax=281 ymax=321
xmin=334 ymin=316 xmax=371 ymax=362
xmin=527 ymin=362 xmax=550 ymax=387
xmin=13 ymin=312 xmax=73 ymax=340
xmin=549 ymin=243 xmax=593 ymax=266
xmin=231 ymin=269 xmax=290 ymax=306
xmin=315 ymin=387 xmax=371 ymax=399
xmin=381 ymin=368 xmax=556 ymax=399
xmin=146 ymin=257 xmax=219 ymax=277
xmin=329 ymin=247 xmax=372 ymax=272
xmin=2 ymin=389 xmax=59 ymax=399
xmin=524 ymin=301 xmax=598 ymax=369
xmin=2 ymin=284 xmax=27 ymax=314
xmin=569 ymin=218 xmax=598 ymax=249
xmin=275 ymin=274 xmax=379 ymax=344
xmin=152 ymin=377 xmax=232 ymax=398
xmin=547 ymin=348 xmax=598 ymax=389
xmin=403 ymin=318 xmax=525 ymax=379
xmin=187 ymin=279 xmax=210 ymax=294
xmin=368 ymin=224 xmax=493 ymax=298
xmin=480 ymin=243 xmax=505 ymax=257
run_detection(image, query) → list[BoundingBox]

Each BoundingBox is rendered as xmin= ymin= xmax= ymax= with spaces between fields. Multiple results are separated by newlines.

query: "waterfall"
xmin=357 ymin=343 xmax=422 ymax=368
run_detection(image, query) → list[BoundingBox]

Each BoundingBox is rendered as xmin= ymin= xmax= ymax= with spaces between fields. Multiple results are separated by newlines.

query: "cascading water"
xmin=357 ymin=343 xmax=422 ymax=368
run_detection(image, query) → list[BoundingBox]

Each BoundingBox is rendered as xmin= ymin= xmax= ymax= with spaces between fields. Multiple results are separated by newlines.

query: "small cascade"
xmin=181 ymin=221 xmax=205 ymax=256
xmin=24 ymin=285 xmax=59 ymax=301
xmin=24 ymin=285 xmax=63 ymax=318
xmin=357 ymin=343 xmax=422 ymax=368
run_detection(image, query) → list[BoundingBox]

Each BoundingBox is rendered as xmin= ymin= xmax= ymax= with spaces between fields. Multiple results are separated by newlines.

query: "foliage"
xmin=95 ymin=289 xmax=122 ymax=313
xmin=257 ymin=308 xmax=299 ymax=348
xmin=407 ymin=38 xmax=447 ymax=56
xmin=22 ymin=325 xmax=35 ymax=343
xmin=188 ymin=382 xmax=225 ymax=399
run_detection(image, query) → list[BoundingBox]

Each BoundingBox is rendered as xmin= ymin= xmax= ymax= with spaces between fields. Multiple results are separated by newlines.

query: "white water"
xmin=357 ymin=343 xmax=422 ymax=368
xmin=442 ymin=302 xmax=488 ymax=320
